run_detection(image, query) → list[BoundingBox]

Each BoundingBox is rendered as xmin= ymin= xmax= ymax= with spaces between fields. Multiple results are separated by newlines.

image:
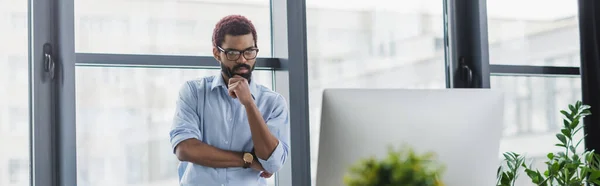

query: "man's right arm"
xmin=169 ymin=81 xmax=246 ymax=168
xmin=174 ymin=139 xmax=245 ymax=168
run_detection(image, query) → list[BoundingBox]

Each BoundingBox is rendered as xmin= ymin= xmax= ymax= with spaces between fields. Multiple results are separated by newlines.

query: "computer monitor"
xmin=316 ymin=89 xmax=504 ymax=186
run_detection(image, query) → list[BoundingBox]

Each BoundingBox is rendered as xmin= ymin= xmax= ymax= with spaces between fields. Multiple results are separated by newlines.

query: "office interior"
xmin=1 ymin=0 xmax=600 ymax=185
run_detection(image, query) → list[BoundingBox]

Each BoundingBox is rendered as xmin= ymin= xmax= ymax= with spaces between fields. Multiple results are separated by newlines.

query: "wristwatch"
xmin=243 ymin=152 xmax=254 ymax=168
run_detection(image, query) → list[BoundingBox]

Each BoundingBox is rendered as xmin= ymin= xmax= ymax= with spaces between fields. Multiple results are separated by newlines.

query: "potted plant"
xmin=344 ymin=145 xmax=445 ymax=186
xmin=497 ymin=101 xmax=600 ymax=186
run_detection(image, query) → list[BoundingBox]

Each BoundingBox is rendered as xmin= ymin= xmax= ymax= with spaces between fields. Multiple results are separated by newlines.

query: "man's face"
xmin=213 ymin=33 xmax=257 ymax=81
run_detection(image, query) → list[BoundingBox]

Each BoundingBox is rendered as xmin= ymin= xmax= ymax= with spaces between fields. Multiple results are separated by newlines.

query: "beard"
xmin=221 ymin=63 xmax=254 ymax=81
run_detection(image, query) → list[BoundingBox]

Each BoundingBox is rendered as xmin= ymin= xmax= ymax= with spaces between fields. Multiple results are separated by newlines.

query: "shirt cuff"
xmin=170 ymin=131 xmax=199 ymax=154
xmin=257 ymin=140 xmax=286 ymax=173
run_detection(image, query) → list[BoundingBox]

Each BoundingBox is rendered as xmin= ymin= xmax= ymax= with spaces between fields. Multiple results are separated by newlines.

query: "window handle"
xmin=43 ymin=43 xmax=55 ymax=80
xmin=459 ymin=57 xmax=473 ymax=88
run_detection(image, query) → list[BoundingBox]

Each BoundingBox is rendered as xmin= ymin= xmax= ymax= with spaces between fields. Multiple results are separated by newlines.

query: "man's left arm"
xmin=243 ymin=95 xmax=290 ymax=174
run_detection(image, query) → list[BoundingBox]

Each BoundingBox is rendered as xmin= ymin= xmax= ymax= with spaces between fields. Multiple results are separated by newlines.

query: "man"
xmin=169 ymin=15 xmax=290 ymax=186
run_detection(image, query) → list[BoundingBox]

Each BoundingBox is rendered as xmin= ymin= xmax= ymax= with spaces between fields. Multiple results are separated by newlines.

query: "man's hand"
xmin=260 ymin=172 xmax=273 ymax=178
xmin=251 ymin=160 xmax=273 ymax=178
xmin=228 ymin=75 xmax=253 ymax=105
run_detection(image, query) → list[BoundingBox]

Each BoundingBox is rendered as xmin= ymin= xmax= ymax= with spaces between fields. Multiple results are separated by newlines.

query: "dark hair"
xmin=212 ymin=15 xmax=258 ymax=48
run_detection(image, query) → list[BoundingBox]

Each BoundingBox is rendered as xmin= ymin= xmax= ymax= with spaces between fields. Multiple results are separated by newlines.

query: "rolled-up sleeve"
xmin=169 ymin=81 xmax=202 ymax=154
xmin=257 ymin=95 xmax=291 ymax=173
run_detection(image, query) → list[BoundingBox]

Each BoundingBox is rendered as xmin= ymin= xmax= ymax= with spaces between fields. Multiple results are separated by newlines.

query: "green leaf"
xmin=572 ymin=154 xmax=580 ymax=162
xmin=570 ymin=146 xmax=577 ymax=154
xmin=561 ymin=110 xmax=573 ymax=120
xmin=551 ymin=162 xmax=560 ymax=172
xmin=507 ymin=161 xmax=514 ymax=170
xmin=585 ymin=152 xmax=596 ymax=162
xmin=576 ymin=101 xmax=582 ymax=109
xmin=503 ymin=153 xmax=514 ymax=162
xmin=525 ymin=169 xmax=540 ymax=182
xmin=590 ymin=170 xmax=600 ymax=182
xmin=563 ymin=119 xmax=571 ymax=129
xmin=556 ymin=143 xmax=566 ymax=148
xmin=497 ymin=166 xmax=502 ymax=176
xmin=561 ymin=129 xmax=572 ymax=139
xmin=547 ymin=153 xmax=554 ymax=160
xmin=582 ymin=109 xmax=592 ymax=117
xmin=556 ymin=134 xmax=567 ymax=145
xmin=570 ymin=118 xmax=580 ymax=129
xmin=501 ymin=172 xmax=511 ymax=185
xmin=581 ymin=167 xmax=589 ymax=175
xmin=581 ymin=104 xmax=591 ymax=110
xmin=569 ymin=104 xmax=577 ymax=113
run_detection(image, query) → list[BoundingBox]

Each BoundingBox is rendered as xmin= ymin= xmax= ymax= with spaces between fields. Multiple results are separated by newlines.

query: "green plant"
xmin=497 ymin=101 xmax=600 ymax=186
xmin=344 ymin=145 xmax=445 ymax=186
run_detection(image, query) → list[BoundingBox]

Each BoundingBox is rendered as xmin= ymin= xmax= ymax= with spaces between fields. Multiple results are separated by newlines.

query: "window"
xmin=148 ymin=140 xmax=178 ymax=181
xmin=306 ymin=1 xmax=446 ymax=185
xmin=125 ymin=143 xmax=145 ymax=184
xmin=8 ymin=159 xmax=18 ymax=183
xmin=492 ymin=76 xmax=582 ymax=136
xmin=434 ymin=37 xmax=444 ymax=51
xmin=0 ymin=1 xmax=30 ymax=185
xmin=124 ymin=139 xmax=178 ymax=184
xmin=10 ymin=13 xmax=26 ymax=31
xmin=487 ymin=0 xmax=580 ymax=67
xmin=75 ymin=67 xmax=275 ymax=186
xmin=493 ymin=76 xmax=583 ymax=186
xmin=147 ymin=19 xmax=198 ymax=54
xmin=7 ymin=56 xmax=27 ymax=91
xmin=74 ymin=0 xmax=272 ymax=56
xmin=487 ymin=1 xmax=583 ymax=185
xmin=8 ymin=159 xmax=28 ymax=184
xmin=77 ymin=16 xmax=130 ymax=52
xmin=8 ymin=108 xmax=27 ymax=134
xmin=389 ymin=40 xmax=396 ymax=57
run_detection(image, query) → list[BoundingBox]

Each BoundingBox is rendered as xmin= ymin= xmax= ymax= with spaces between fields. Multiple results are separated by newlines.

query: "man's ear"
xmin=213 ymin=47 xmax=221 ymax=61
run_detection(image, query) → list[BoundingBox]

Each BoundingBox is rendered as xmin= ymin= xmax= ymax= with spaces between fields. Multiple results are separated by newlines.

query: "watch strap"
xmin=243 ymin=161 xmax=251 ymax=169
xmin=251 ymin=148 xmax=258 ymax=161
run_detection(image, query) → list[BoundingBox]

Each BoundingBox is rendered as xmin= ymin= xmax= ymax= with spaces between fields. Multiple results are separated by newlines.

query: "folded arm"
xmin=174 ymin=139 xmax=245 ymax=168
xmin=244 ymin=94 xmax=291 ymax=174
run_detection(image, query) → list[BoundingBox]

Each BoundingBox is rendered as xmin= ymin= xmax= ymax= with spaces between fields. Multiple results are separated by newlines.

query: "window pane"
xmin=487 ymin=0 xmax=580 ymax=66
xmin=492 ymin=76 xmax=582 ymax=185
xmin=75 ymin=67 xmax=275 ymax=186
xmin=0 ymin=0 xmax=30 ymax=185
xmin=306 ymin=1 xmax=446 ymax=185
xmin=74 ymin=0 xmax=271 ymax=56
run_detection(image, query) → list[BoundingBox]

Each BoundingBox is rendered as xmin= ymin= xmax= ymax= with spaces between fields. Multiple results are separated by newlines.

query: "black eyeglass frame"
xmin=217 ymin=46 xmax=260 ymax=61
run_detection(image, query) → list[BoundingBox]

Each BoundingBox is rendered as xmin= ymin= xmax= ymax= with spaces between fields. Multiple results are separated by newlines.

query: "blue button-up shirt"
xmin=169 ymin=75 xmax=290 ymax=186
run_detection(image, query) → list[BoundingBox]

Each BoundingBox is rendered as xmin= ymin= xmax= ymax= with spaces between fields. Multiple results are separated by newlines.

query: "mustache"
xmin=231 ymin=64 xmax=252 ymax=72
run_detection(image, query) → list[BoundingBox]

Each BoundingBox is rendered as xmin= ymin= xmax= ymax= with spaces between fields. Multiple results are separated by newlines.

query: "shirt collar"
xmin=211 ymin=75 xmax=259 ymax=96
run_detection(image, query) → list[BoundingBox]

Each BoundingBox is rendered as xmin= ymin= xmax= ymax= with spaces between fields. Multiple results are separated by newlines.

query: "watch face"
xmin=243 ymin=153 xmax=253 ymax=162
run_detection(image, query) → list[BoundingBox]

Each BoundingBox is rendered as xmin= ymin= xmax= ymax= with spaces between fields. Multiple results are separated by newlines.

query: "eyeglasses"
xmin=217 ymin=46 xmax=259 ymax=61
